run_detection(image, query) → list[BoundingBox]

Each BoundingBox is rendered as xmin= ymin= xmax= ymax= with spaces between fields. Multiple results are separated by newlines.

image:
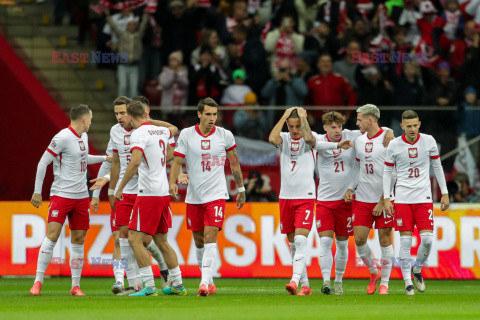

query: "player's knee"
xmin=71 ymin=234 xmax=85 ymax=244
xmin=142 ymin=239 xmax=150 ymax=247
xmin=355 ymin=238 xmax=367 ymax=247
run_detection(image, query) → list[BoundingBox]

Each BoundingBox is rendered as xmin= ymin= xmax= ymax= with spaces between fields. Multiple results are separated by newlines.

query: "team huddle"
xmin=29 ymin=96 xmax=449 ymax=297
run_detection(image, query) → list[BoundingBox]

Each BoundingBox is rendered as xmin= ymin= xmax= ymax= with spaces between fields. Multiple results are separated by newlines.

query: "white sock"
xmin=291 ymin=235 xmax=307 ymax=285
xmin=334 ymin=240 xmax=349 ymax=283
xmin=319 ymin=237 xmax=334 ymax=282
xmin=201 ymin=243 xmax=216 ymax=286
xmin=113 ymin=259 xmax=125 ymax=285
xmin=380 ymin=245 xmax=394 ymax=287
xmin=414 ymin=233 xmax=433 ymax=273
xmin=120 ymin=238 xmax=141 ymax=288
xmin=196 ymin=246 xmax=205 ymax=270
xmin=356 ymin=243 xmax=378 ymax=274
xmin=35 ymin=237 xmax=56 ymax=284
xmin=70 ymin=243 xmax=84 ymax=289
xmin=169 ymin=266 xmax=183 ymax=286
xmin=146 ymin=240 xmax=168 ymax=271
xmin=400 ymin=235 xmax=413 ymax=287
xmin=139 ymin=266 xmax=155 ymax=288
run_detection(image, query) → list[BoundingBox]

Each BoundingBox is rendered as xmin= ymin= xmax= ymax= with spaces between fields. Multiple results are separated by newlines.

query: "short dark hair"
xmin=127 ymin=101 xmax=146 ymax=118
xmin=322 ymin=111 xmax=346 ymax=125
xmin=288 ymin=109 xmax=299 ymax=119
xmin=113 ymin=96 xmax=131 ymax=106
xmin=132 ymin=95 xmax=150 ymax=107
xmin=197 ymin=97 xmax=219 ymax=113
xmin=70 ymin=104 xmax=91 ymax=121
xmin=232 ymin=23 xmax=248 ymax=36
xmin=401 ymin=110 xmax=419 ymax=120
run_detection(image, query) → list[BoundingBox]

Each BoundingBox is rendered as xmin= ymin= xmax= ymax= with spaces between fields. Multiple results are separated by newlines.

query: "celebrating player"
xmin=30 ymin=105 xmax=111 ymax=296
xmin=383 ymin=110 xmax=449 ymax=295
xmin=316 ymin=112 xmax=393 ymax=295
xmin=169 ymin=97 xmax=246 ymax=296
xmin=346 ymin=104 xmax=395 ymax=295
xmin=269 ymin=107 xmax=352 ymax=296
xmin=114 ymin=101 xmax=185 ymax=296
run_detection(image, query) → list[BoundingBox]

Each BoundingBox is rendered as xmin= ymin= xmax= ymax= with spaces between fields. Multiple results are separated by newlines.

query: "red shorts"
xmin=115 ymin=194 xmax=137 ymax=226
xmin=110 ymin=209 xmax=118 ymax=232
xmin=394 ymin=203 xmax=434 ymax=232
xmin=353 ymin=201 xmax=395 ymax=229
xmin=48 ymin=196 xmax=90 ymax=230
xmin=129 ymin=196 xmax=172 ymax=236
xmin=279 ymin=199 xmax=315 ymax=234
xmin=316 ymin=200 xmax=353 ymax=237
xmin=186 ymin=199 xmax=226 ymax=232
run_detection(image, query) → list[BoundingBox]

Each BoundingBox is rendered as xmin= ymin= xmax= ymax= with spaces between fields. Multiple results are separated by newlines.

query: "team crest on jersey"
xmin=124 ymin=135 xmax=131 ymax=145
xmin=365 ymin=142 xmax=373 ymax=153
xmin=201 ymin=140 xmax=210 ymax=150
xmin=291 ymin=141 xmax=299 ymax=152
xmin=51 ymin=210 xmax=59 ymax=218
xmin=408 ymin=148 xmax=418 ymax=158
xmin=397 ymin=219 xmax=403 ymax=226
xmin=78 ymin=141 xmax=86 ymax=151
xmin=333 ymin=149 xmax=342 ymax=158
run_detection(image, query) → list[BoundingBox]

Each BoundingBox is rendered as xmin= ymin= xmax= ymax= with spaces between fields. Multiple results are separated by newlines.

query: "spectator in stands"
xmin=234 ymin=92 xmax=269 ymax=140
xmin=458 ymin=30 xmax=480 ymax=90
xmin=333 ymin=40 xmax=361 ymax=92
xmin=449 ymin=172 xmax=480 ymax=203
xmin=155 ymin=0 xmax=202 ymax=68
xmin=295 ymin=51 xmax=315 ymax=82
xmin=221 ymin=69 xmax=253 ymax=105
xmin=440 ymin=0 xmax=464 ymax=41
xmin=105 ymin=8 xmax=149 ymax=98
xmin=188 ymin=46 xmax=227 ymax=104
xmin=356 ymin=65 xmax=392 ymax=107
xmin=73 ymin=0 xmax=90 ymax=46
xmin=427 ymin=62 xmax=458 ymax=106
xmin=246 ymin=170 xmax=277 ymax=202
xmin=458 ymin=86 xmax=480 ymax=161
xmin=264 ymin=13 xmax=305 ymax=75
xmin=315 ymin=0 xmax=358 ymax=37
xmin=258 ymin=0 xmax=298 ymax=29
xmin=307 ymin=54 xmax=357 ymax=117
xmin=159 ymin=51 xmax=189 ymax=112
xmin=386 ymin=62 xmax=425 ymax=107
xmin=191 ymin=29 xmax=229 ymax=71
xmin=226 ymin=24 xmax=249 ymax=75
xmin=241 ymin=24 xmax=270 ymax=96
xmin=343 ymin=19 xmax=373 ymax=51
xmin=391 ymin=26 xmax=412 ymax=76
xmin=103 ymin=8 xmax=138 ymax=50
xmin=295 ymin=0 xmax=324 ymax=33
xmin=452 ymin=20 xmax=479 ymax=69
xmin=303 ymin=22 xmax=341 ymax=60
xmin=217 ymin=0 xmax=248 ymax=43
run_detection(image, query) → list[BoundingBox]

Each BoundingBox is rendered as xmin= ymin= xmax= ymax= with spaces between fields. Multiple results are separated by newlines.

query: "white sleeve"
xmin=34 ymin=151 xmax=56 ymax=194
xmin=225 ymin=130 xmax=237 ymax=152
xmin=130 ymin=130 xmax=148 ymax=153
xmin=349 ymin=157 xmax=360 ymax=191
xmin=383 ymin=144 xmax=396 ymax=199
xmin=174 ymin=130 xmax=187 ymax=158
xmin=169 ymin=136 xmax=176 ymax=147
xmin=279 ymin=132 xmax=288 ymax=150
xmin=88 ymin=155 xmax=107 ymax=164
xmin=316 ymin=140 xmax=338 ymax=150
xmin=428 ymin=137 xmax=448 ymax=194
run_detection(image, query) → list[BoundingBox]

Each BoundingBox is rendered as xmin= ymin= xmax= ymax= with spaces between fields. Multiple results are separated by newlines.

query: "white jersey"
xmin=110 ymin=124 xmax=176 ymax=194
xmin=130 ymin=122 xmax=171 ymax=197
xmin=174 ymin=124 xmax=236 ymax=204
xmin=354 ymin=128 xmax=395 ymax=203
xmin=316 ymin=129 xmax=362 ymax=201
xmin=384 ymin=133 xmax=439 ymax=204
xmin=46 ymin=126 xmax=90 ymax=199
xmin=279 ymin=132 xmax=337 ymax=199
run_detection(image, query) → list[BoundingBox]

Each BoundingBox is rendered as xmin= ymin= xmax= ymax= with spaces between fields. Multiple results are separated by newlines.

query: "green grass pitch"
xmin=1 ymin=278 xmax=479 ymax=319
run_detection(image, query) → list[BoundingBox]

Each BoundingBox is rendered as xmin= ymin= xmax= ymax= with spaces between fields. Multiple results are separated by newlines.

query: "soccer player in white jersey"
xmin=114 ymin=101 xmax=185 ymax=296
xmin=30 ymin=105 xmax=111 ymax=296
xmin=345 ymin=104 xmax=395 ymax=295
xmin=169 ymin=97 xmax=246 ymax=297
xmin=316 ymin=111 xmax=393 ymax=295
xmin=383 ymin=110 xmax=449 ymax=295
xmin=269 ymin=107 xmax=352 ymax=296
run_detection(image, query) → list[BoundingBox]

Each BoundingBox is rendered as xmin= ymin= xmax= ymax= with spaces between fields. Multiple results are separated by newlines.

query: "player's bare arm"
xmin=268 ymin=107 xmax=296 ymax=147
xmin=338 ymin=140 xmax=354 ymax=149
xmin=297 ymin=107 xmax=316 ymax=148
xmin=31 ymin=150 xmax=56 ymax=208
xmin=227 ymin=148 xmax=246 ymax=209
xmin=169 ymin=156 xmax=183 ymax=199
xmin=91 ymin=197 xmax=100 ymax=213
xmin=115 ymin=149 xmax=142 ymax=201
xmin=383 ymin=129 xmax=394 ymax=147
xmin=148 ymin=119 xmax=179 ymax=137
xmin=109 ymin=152 xmax=121 ymax=209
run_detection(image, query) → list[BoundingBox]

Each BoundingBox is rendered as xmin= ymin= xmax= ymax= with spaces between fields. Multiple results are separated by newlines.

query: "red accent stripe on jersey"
xmin=174 ymin=151 xmax=185 ymax=158
xmin=385 ymin=162 xmax=394 ymax=166
xmin=195 ymin=123 xmax=216 ymax=138
xmin=125 ymin=126 xmax=134 ymax=132
xmin=143 ymin=153 xmax=149 ymax=169
xmin=113 ymin=149 xmax=118 ymax=153
xmin=430 ymin=155 xmax=440 ymax=159
xmin=46 ymin=148 xmax=57 ymax=157
xmin=401 ymin=133 xmax=420 ymax=145
xmin=131 ymin=146 xmax=144 ymax=153
xmin=310 ymin=148 xmax=316 ymax=162
xmin=59 ymin=153 xmax=62 ymax=168
xmin=326 ymin=134 xmax=341 ymax=143
xmin=356 ymin=158 xmax=360 ymax=162
xmin=170 ymin=143 xmax=176 ymax=147
xmin=367 ymin=128 xmax=384 ymax=140
xmin=169 ymin=129 xmax=173 ymax=139
xmin=226 ymin=144 xmax=237 ymax=152
xmin=140 ymin=122 xmax=152 ymax=127
xmin=68 ymin=126 xmax=81 ymax=138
